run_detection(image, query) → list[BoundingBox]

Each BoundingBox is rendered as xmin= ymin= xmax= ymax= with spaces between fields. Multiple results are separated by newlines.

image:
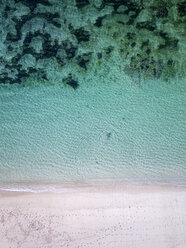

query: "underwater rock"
xmin=135 ymin=9 xmax=153 ymax=23
xmin=63 ymin=74 xmax=79 ymax=90
xmin=18 ymin=54 xmax=36 ymax=70
xmin=76 ymin=52 xmax=92 ymax=70
xmin=29 ymin=36 xmax=44 ymax=53
xmin=117 ymin=5 xmax=128 ymax=13
xmin=94 ymin=16 xmax=105 ymax=27
xmin=76 ymin=0 xmax=89 ymax=9
xmin=71 ymin=27 xmax=90 ymax=43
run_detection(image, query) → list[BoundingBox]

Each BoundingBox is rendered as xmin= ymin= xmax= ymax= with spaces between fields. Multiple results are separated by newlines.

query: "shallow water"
xmin=0 ymin=76 xmax=186 ymax=189
xmin=0 ymin=0 xmax=186 ymax=190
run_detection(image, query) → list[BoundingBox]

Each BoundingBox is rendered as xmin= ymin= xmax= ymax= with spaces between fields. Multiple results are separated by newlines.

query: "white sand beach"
xmin=0 ymin=184 xmax=186 ymax=248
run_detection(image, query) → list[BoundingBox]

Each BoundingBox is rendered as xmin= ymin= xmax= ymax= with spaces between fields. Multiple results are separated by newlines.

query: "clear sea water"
xmin=0 ymin=0 xmax=186 ymax=190
xmin=0 ymin=72 xmax=186 ymax=189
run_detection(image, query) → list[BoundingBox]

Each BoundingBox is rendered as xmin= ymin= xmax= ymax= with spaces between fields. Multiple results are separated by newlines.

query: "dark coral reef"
xmin=0 ymin=0 xmax=185 ymax=86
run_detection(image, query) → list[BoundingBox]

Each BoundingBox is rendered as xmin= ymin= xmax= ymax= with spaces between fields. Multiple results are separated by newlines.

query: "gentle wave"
xmin=0 ymin=186 xmax=81 ymax=193
xmin=1 ymin=181 xmax=186 ymax=193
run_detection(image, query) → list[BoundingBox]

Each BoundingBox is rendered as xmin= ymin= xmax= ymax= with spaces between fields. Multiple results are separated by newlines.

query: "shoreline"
xmin=0 ymin=180 xmax=186 ymax=193
xmin=0 ymin=181 xmax=186 ymax=194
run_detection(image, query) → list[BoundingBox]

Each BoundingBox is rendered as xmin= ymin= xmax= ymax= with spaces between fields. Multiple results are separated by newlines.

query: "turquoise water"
xmin=0 ymin=75 xmax=186 ymax=188
xmin=0 ymin=0 xmax=186 ymax=190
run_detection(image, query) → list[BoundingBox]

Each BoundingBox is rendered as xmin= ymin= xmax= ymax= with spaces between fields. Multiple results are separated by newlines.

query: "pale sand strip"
xmin=0 ymin=184 xmax=186 ymax=248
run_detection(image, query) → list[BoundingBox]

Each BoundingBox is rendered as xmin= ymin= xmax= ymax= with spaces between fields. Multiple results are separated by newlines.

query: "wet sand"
xmin=0 ymin=184 xmax=186 ymax=248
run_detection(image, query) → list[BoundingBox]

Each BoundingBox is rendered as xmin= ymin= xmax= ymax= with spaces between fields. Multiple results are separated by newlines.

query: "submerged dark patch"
xmin=177 ymin=1 xmax=186 ymax=17
xmin=62 ymin=41 xmax=77 ymax=60
xmin=94 ymin=16 xmax=104 ymax=27
xmin=76 ymin=53 xmax=91 ymax=70
xmin=14 ymin=0 xmax=52 ymax=11
xmin=105 ymin=46 xmax=114 ymax=55
xmin=64 ymin=74 xmax=79 ymax=89
xmin=66 ymin=79 xmax=79 ymax=89
xmin=72 ymin=27 xmax=90 ymax=43
xmin=76 ymin=0 xmax=89 ymax=9
xmin=42 ymin=39 xmax=59 ymax=58
xmin=156 ymin=6 xmax=168 ymax=18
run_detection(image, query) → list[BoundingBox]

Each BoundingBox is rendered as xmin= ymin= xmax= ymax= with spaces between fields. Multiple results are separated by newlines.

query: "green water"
xmin=0 ymin=0 xmax=186 ymax=190
xmin=0 ymin=76 xmax=186 ymax=188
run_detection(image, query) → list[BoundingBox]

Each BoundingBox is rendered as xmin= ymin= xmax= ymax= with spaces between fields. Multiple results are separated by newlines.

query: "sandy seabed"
xmin=0 ymin=184 xmax=186 ymax=248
